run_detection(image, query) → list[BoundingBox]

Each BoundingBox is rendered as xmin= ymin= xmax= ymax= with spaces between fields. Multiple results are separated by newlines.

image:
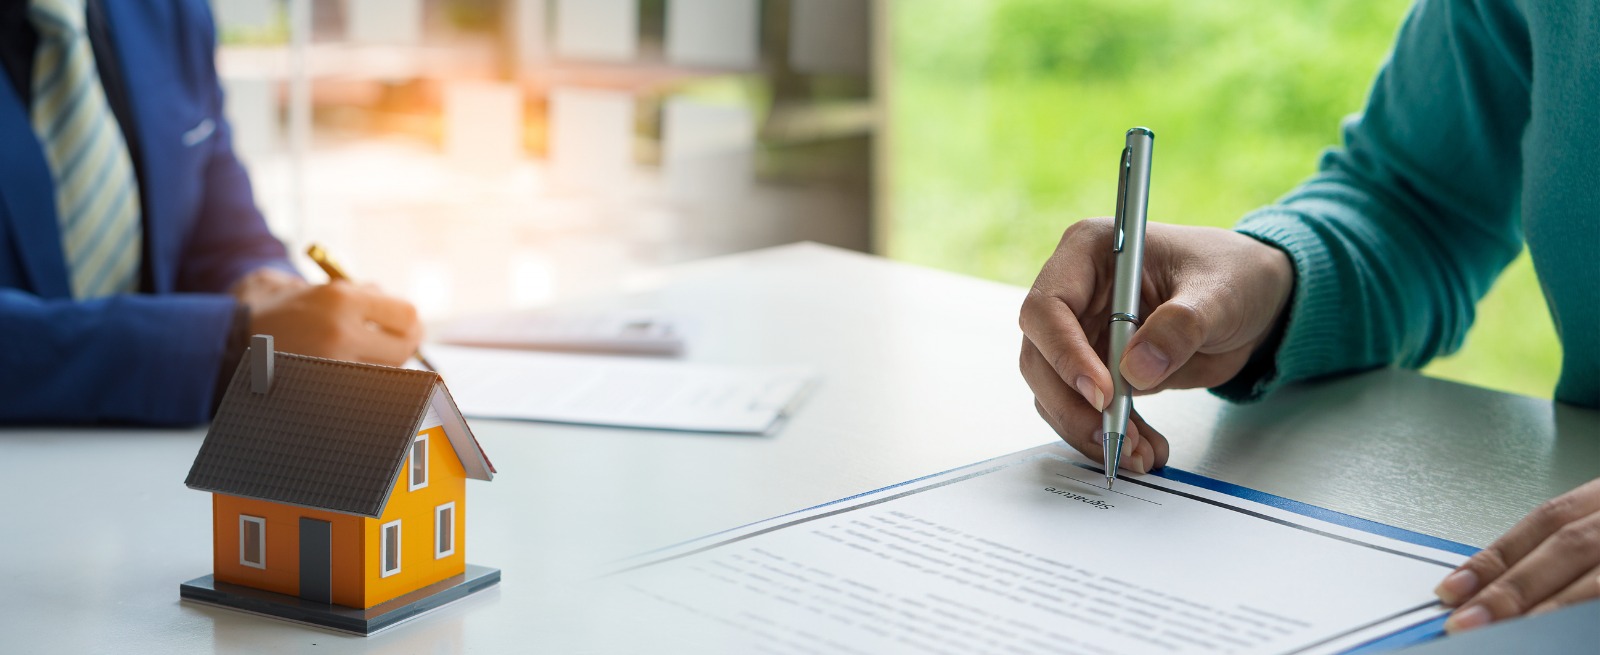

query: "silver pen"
xmin=1103 ymin=127 xmax=1154 ymax=489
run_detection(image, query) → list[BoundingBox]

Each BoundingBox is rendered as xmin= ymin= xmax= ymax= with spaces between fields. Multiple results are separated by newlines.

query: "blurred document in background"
xmin=437 ymin=310 xmax=685 ymax=357
xmin=425 ymin=345 xmax=812 ymax=434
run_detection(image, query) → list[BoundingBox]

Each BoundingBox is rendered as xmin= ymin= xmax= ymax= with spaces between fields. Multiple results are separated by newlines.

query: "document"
xmin=422 ymin=344 xmax=813 ymax=434
xmin=601 ymin=446 xmax=1468 ymax=654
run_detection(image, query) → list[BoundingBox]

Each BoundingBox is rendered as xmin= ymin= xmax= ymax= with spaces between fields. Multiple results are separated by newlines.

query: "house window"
xmin=239 ymin=515 xmax=266 ymax=569
xmin=435 ymin=503 xmax=456 ymax=559
xmin=381 ymin=520 xmax=402 ymax=577
xmin=409 ymin=433 xmax=428 ymax=491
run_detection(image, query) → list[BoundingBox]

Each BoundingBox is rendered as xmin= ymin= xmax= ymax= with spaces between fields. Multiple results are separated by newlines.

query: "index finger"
xmin=1020 ymin=220 xmax=1116 ymax=411
xmin=348 ymin=326 xmax=422 ymax=367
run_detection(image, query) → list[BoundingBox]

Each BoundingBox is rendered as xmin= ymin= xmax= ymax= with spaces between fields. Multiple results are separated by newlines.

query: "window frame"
xmin=381 ymin=519 xmax=402 ymax=577
xmin=409 ymin=433 xmax=429 ymax=491
xmin=435 ymin=502 xmax=456 ymax=559
xmin=239 ymin=515 xmax=267 ymax=569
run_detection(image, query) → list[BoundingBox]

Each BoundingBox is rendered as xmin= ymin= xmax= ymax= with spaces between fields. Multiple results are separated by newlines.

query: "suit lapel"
xmin=101 ymin=0 xmax=180 ymax=293
xmin=0 ymin=70 xmax=71 ymax=298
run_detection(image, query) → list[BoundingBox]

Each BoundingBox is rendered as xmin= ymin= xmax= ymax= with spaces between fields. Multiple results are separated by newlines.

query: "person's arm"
xmin=1218 ymin=0 xmax=1530 ymax=400
xmin=0 ymin=289 xmax=237 ymax=424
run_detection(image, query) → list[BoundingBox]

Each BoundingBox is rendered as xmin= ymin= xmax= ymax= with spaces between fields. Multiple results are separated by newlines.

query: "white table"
xmin=2 ymin=243 xmax=1594 ymax=653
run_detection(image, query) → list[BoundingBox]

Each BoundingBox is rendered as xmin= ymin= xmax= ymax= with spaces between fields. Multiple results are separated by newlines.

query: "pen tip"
xmin=1105 ymin=475 xmax=1115 ymax=490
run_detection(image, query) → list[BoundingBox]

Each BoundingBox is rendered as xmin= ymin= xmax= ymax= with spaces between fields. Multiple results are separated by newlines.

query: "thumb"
xmin=1120 ymin=298 xmax=1214 ymax=390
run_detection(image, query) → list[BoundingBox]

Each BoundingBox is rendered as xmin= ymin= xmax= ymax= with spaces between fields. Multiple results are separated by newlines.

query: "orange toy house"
xmin=180 ymin=336 xmax=498 ymax=635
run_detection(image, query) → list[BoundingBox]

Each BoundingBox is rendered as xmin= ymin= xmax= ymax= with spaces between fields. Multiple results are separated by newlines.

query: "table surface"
xmin=3 ymin=242 xmax=1595 ymax=653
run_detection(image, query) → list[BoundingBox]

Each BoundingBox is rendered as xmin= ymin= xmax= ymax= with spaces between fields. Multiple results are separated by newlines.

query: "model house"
xmin=182 ymin=335 xmax=496 ymax=628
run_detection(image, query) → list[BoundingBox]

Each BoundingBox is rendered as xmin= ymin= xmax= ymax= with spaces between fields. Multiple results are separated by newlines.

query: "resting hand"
xmin=1018 ymin=219 xmax=1294 ymax=472
xmin=234 ymin=271 xmax=423 ymax=367
xmin=1437 ymin=478 xmax=1600 ymax=632
xmin=228 ymin=267 xmax=307 ymax=307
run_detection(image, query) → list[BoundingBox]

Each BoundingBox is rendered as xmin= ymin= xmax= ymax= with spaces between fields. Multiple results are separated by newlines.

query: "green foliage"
xmin=889 ymin=0 xmax=1562 ymax=399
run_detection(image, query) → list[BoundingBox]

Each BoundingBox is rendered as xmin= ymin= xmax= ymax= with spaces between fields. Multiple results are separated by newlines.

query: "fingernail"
xmin=1075 ymin=376 xmax=1107 ymax=412
xmin=1120 ymin=437 xmax=1135 ymax=460
xmin=1444 ymin=605 xmax=1490 ymax=633
xmin=1435 ymin=569 xmax=1478 ymax=605
xmin=1123 ymin=342 xmax=1171 ymax=389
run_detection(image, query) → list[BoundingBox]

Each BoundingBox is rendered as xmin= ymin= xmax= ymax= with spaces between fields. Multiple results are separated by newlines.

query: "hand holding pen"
xmin=1017 ymin=129 xmax=1297 ymax=477
xmin=226 ymin=247 xmax=425 ymax=368
xmin=306 ymin=244 xmax=435 ymax=371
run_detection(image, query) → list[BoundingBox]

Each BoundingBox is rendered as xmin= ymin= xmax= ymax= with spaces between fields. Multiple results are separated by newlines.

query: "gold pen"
xmin=306 ymin=243 xmax=436 ymax=372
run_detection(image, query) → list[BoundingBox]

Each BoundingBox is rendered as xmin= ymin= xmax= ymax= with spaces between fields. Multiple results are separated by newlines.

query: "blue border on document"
xmin=1147 ymin=466 xmax=1478 ymax=654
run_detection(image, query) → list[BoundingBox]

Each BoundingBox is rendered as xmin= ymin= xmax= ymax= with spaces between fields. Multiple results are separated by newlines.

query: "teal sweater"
xmin=1228 ymin=0 xmax=1599 ymax=407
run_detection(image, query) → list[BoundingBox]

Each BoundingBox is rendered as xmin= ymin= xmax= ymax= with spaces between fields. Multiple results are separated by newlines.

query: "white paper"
xmin=667 ymin=0 xmax=760 ymax=69
xmin=547 ymin=87 xmax=635 ymax=193
xmin=605 ymin=446 xmax=1467 ymax=654
xmin=423 ymin=345 xmax=812 ymax=434
xmin=437 ymin=309 xmax=685 ymax=356
xmin=554 ymin=0 xmax=638 ymax=61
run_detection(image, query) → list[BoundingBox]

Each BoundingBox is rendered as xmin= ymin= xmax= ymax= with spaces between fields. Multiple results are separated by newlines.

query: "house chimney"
xmin=251 ymin=335 xmax=275 ymax=394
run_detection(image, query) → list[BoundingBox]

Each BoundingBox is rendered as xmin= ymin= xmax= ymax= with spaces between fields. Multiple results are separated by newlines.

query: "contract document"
xmin=422 ymin=344 xmax=813 ymax=434
xmin=602 ymin=445 xmax=1471 ymax=654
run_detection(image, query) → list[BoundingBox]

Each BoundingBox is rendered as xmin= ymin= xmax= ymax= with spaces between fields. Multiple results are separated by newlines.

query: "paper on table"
xmin=599 ymin=445 xmax=1467 ymax=654
xmin=423 ymin=344 xmax=813 ymax=434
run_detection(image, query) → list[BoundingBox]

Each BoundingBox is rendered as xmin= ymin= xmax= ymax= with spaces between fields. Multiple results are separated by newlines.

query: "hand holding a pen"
xmin=229 ymin=265 xmax=423 ymax=367
xmin=1018 ymin=221 xmax=1294 ymax=474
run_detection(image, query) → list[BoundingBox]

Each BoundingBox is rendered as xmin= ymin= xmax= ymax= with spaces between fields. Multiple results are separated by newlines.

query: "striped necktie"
xmin=29 ymin=0 xmax=142 ymax=299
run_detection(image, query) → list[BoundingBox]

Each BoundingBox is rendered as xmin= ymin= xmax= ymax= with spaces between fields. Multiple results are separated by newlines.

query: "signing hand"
xmin=233 ymin=270 xmax=423 ymax=367
xmin=1019 ymin=219 xmax=1295 ymax=473
xmin=1437 ymin=478 xmax=1600 ymax=632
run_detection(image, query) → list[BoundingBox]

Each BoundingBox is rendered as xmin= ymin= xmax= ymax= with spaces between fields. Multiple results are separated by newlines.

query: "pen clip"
xmin=1113 ymin=146 xmax=1131 ymax=253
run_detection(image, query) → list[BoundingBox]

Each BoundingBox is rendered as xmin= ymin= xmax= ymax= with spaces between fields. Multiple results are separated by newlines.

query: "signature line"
xmin=1055 ymin=473 xmax=1163 ymax=505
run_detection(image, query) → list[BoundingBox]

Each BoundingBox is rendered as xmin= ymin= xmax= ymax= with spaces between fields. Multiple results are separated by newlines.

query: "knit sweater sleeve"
xmin=1214 ymin=0 xmax=1531 ymax=402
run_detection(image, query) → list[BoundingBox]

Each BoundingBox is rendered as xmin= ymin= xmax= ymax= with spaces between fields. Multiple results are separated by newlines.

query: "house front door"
xmin=298 ymin=517 xmax=332 ymax=604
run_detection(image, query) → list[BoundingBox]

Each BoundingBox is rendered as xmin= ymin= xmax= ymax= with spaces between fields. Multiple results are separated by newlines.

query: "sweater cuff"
xmin=1213 ymin=209 xmax=1346 ymax=401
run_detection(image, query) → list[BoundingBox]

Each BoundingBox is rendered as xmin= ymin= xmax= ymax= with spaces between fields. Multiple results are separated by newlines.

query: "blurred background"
xmin=209 ymin=0 xmax=1560 ymax=399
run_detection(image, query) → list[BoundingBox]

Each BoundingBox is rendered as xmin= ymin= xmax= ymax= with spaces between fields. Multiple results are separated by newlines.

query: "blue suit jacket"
xmin=0 ymin=0 xmax=293 ymax=425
